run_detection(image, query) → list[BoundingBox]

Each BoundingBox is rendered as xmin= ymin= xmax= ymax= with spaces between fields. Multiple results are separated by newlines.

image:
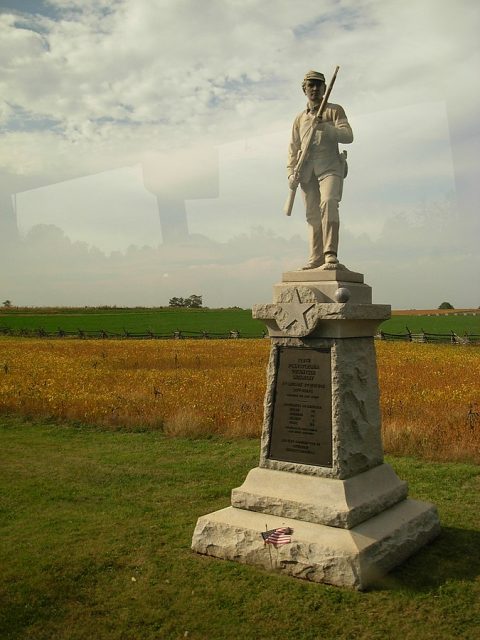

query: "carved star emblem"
xmin=274 ymin=288 xmax=315 ymax=333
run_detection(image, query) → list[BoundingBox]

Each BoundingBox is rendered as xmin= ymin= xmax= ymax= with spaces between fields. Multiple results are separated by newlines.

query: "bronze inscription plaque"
xmin=268 ymin=347 xmax=332 ymax=467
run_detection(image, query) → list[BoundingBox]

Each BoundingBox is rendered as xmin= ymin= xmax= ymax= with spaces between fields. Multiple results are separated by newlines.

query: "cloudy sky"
xmin=0 ymin=0 xmax=479 ymax=308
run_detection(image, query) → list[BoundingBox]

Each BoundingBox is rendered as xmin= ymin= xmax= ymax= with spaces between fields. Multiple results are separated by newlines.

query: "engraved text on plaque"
xmin=268 ymin=347 xmax=332 ymax=466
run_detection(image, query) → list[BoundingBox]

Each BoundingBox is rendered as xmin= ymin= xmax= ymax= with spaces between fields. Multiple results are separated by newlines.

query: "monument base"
xmin=231 ymin=464 xmax=408 ymax=529
xmin=191 ymin=498 xmax=440 ymax=590
xmin=192 ymin=269 xmax=441 ymax=589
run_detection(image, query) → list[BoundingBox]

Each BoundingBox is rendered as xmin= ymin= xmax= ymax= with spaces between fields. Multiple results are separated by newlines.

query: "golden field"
xmin=0 ymin=338 xmax=478 ymax=463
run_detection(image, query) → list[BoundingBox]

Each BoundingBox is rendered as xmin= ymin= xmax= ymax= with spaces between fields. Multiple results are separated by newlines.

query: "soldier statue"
xmin=287 ymin=70 xmax=353 ymax=270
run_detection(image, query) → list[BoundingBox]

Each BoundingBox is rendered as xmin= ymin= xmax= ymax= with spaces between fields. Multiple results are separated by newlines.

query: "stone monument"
xmin=191 ymin=267 xmax=440 ymax=589
xmin=192 ymin=67 xmax=439 ymax=589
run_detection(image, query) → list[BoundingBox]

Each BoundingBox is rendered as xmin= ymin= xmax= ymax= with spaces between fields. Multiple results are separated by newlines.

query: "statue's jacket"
xmin=287 ymin=102 xmax=354 ymax=182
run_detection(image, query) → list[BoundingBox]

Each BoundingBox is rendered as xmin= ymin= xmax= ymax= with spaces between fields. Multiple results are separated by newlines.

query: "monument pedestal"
xmin=192 ymin=268 xmax=440 ymax=590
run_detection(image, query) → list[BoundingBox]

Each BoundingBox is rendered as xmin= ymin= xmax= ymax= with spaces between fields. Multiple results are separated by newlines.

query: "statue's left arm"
xmin=322 ymin=104 xmax=353 ymax=144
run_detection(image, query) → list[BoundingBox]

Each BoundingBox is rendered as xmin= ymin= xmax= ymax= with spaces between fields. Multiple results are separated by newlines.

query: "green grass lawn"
xmin=0 ymin=308 xmax=479 ymax=337
xmin=1 ymin=417 xmax=479 ymax=639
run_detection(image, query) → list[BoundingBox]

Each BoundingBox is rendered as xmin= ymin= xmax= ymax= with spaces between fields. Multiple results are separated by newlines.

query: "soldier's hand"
xmin=288 ymin=174 xmax=299 ymax=189
xmin=317 ymin=121 xmax=336 ymax=138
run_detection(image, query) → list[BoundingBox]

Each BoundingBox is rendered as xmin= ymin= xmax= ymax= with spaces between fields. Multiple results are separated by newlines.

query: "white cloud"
xmin=0 ymin=0 xmax=479 ymax=308
xmin=1 ymin=0 xmax=478 ymax=165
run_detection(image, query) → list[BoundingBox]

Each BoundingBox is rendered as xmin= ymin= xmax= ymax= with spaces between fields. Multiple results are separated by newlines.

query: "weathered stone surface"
xmin=231 ymin=464 xmax=408 ymax=529
xmin=191 ymin=499 xmax=440 ymax=590
xmin=332 ymin=338 xmax=384 ymax=477
xmin=259 ymin=337 xmax=384 ymax=479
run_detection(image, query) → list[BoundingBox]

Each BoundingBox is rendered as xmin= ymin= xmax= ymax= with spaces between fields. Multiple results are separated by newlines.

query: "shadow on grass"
xmin=375 ymin=526 xmax=480 ymax=592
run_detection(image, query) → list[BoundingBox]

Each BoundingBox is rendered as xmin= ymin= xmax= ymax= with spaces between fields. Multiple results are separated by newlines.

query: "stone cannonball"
xmin=334 ymin=287 xmax=351 ymax=303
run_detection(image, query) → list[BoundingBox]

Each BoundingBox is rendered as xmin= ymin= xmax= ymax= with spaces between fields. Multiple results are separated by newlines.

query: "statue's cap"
xmin=303 ymin=70 xmax=325 ymax=83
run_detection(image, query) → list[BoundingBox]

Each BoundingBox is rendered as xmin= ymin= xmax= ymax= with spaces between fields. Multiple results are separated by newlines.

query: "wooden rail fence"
xmin=0 ymin=325 xmax=479 ymax=344
xmin=0 ymin=326 xmax=267 ymax=340
xmin=377 ymin=328 xmax=480 ymax=345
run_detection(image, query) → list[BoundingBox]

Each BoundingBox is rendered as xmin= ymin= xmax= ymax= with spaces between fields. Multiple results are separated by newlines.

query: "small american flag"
xmin=261 ymin=527 xmax=293 ymax=547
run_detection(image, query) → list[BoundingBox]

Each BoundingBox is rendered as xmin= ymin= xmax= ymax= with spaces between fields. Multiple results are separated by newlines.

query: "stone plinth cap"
xmin=253 ymin=302 xmax=391 ymax=338
xmin=283 ymin=269 xmax=364 ymax=284
xmin=253 ymin=302 xmax=391 ymax=322
xmin=231 ymin=464 xmax=408 ymax=529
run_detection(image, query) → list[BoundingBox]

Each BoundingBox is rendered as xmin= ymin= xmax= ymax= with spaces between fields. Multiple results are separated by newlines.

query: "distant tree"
xmin=438 ymin=301 xmax=454 ymax=309
xmin=2 ymin=300 xmax=12 ymax=308
xmin=169 ymin=295 xmax=203 ymax=308
xmin=187 ymin=294 xmax=203 ymax=308
xmin=169 ymin=297 xmax=186 ymax=307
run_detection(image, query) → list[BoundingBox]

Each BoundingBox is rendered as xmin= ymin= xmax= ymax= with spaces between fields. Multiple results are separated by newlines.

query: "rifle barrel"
xmin=316 ymin=65 xmax=339 ymax=119
xmin=284 ymin=187 xmax=296 ymax=216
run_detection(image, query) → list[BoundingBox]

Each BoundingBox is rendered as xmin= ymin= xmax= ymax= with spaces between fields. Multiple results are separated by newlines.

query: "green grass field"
xmin=0 ymin=308 xmax=479 ymax=336
xmin=379 ymin=314 xmax=480 ymax=336
xmin=0 ymin=308 xmax=266 ymax=336
xmin=1 ymin=417 xmax=479 ymax=640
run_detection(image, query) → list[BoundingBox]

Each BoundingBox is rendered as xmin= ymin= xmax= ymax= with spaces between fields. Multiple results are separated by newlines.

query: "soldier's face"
xmin=305 ymin=80 xmax=325 ymax=104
